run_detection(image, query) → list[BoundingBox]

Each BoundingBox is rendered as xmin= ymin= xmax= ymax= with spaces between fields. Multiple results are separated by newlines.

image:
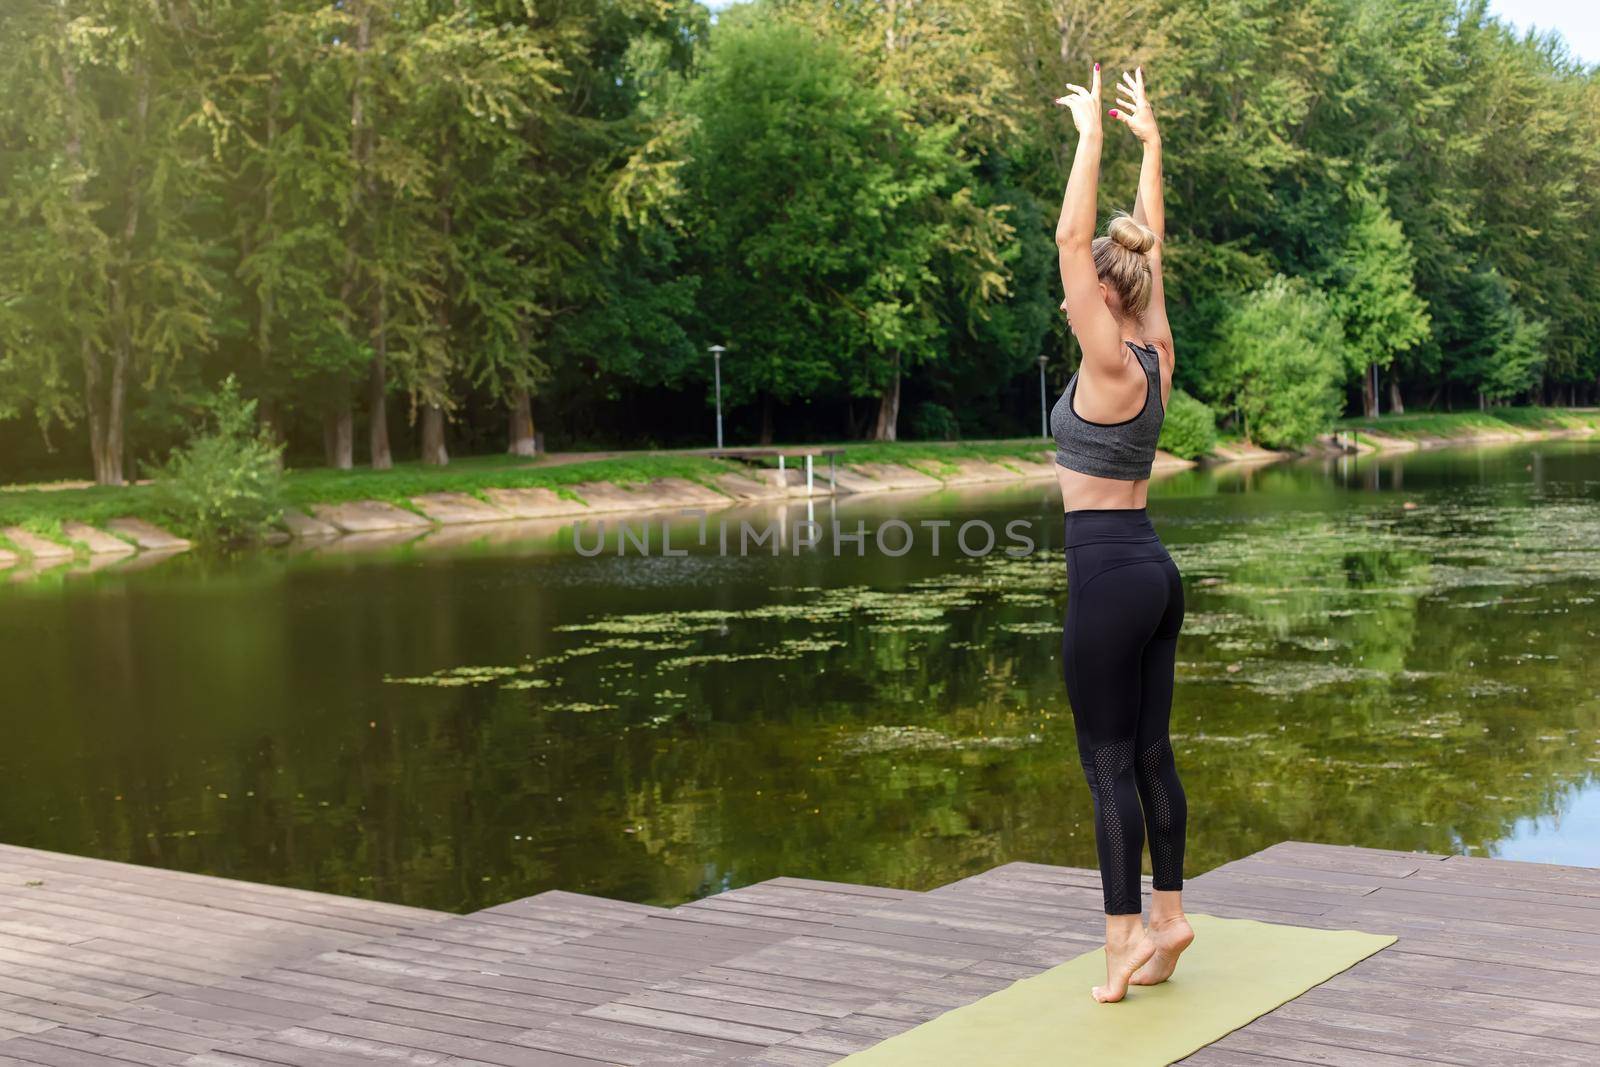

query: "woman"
xmin=1051 ymin=63 xmax=1192 ymax=1003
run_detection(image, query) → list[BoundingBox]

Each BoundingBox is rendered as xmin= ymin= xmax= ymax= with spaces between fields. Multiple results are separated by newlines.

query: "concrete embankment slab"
xmin=834 ymin=463 xmax=944 ymax=493
xmin=410 ymin=492 xmax=511 ymax=525
xmin=569 ymin=477 xmax=730 ymax=513
xmin=2 ymin=526 xmax=75 ymax=561
xmin=0 ymin=547 xmax=16 ymax=570
xmin=935 ymin=458 xmax=1036 ymax=485
xmin=61 ymin=522 xmax=136 ymax=555
xmin=280 ymin=507 xmax=339 ymax=538
xmin=310 ymin=501 xmax=431 ymax=533
xmin=1151 ymin=448 xmax=1198 ymax=471
xmin=482 ymin=486 xmax=576 ymax=519
xmin=105 ymin=517 xmax=192 ymax=551
xmin=715 ymin=471 xmax=790 ymax=501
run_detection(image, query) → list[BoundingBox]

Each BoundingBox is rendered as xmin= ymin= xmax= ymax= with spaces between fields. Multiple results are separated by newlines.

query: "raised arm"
xmin=1054 ymin=64 xmax=1125 ymax=374
xmin=1110 ymin=67 xmax=1172 ymax=351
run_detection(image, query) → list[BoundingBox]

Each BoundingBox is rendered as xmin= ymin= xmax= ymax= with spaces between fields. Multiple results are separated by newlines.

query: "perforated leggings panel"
xmin=1061 ymin=508 xmax=1187 ymax=915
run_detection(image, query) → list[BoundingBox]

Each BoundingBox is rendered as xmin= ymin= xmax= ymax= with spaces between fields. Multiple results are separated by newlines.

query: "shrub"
xmin=907 ymin=401 xmax=960 ymax=441
xmin=146 ymin=377 xmax=284 ymax=542
xmin=1158 ymin=388 xmax=1217 ymax=459
xmin=1212 ymin=275 xmax=1346 ymax=449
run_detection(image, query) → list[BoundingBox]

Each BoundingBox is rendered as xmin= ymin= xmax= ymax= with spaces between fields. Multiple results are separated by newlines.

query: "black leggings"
xmin=1061 ymin=507 xmax=1187 ymax=915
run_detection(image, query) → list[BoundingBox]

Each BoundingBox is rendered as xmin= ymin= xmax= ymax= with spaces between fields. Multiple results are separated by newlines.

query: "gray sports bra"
xmin=1050 ymin=340 xmax=1166 ymax=480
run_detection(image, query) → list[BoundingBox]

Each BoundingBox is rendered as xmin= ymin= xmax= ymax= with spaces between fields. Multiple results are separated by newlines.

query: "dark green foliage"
xmin=907 ymin=402 xmax=961 ymax=442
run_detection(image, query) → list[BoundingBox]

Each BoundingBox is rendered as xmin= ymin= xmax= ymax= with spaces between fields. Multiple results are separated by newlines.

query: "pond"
xmin=3 ymin=439 xmax=1597 ymax=912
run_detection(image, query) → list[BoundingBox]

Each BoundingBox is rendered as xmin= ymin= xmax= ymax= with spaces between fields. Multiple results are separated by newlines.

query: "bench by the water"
xmin=703 ymin=447 xmax=846 ymax=496
xmin=0 ymin=840 xmax=1594 ymax=1065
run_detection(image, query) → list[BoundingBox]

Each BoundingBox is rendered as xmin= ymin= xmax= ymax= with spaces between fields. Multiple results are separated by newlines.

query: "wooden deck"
xmin=1 ymin=840 xmax=1596 ymax=1066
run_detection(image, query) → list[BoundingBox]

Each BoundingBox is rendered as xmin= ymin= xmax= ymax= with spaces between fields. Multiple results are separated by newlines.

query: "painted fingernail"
xmin=1109 ymin=109 xmax=1118 ymax=117
xmin=1094 ymin=63 xmax=1100 ymax=71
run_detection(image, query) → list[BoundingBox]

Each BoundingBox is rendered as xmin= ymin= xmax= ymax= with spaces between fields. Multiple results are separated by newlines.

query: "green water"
xmin=3 ymin=440 xmax=1598 ymax=912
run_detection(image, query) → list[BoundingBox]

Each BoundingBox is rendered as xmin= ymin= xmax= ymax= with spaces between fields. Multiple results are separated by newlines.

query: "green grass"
xmin=0 ymin=453 xmax=750 ymax=541
xmin=280 ymin=453 xmax=745 ymax=510
xmin=1337 ymin=406 xmax=1600 ymax=439
xmin=4 ymin=416 xmax=1590 ymax=547
xmin=0 ymin=442 xmax=1055 ymax=540
xmin=0 ymin=485 xmax=149 ymax=540
xmin=827 ymin=438 xmax=1051 ymax=474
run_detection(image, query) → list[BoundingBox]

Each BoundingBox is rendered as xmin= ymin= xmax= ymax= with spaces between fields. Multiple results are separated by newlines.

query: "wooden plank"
xmin=1266 ymin=1000 xmax=1600 ymax=1064
xmin=1242 ymin=843 xmax=1447 ymax=880
xmin=651 ymin=974 xmax=865 ymax=1018
xmin=1346 ymin=885 xmax=1600 ymax=936
xmin=755 ymin=878 xmax=914 ymax=901
xmin=276 ymin=1016 xmax=580 ymax=1067
xmin=1358 ymin=949 xmax=1600 ymax=1007
xmin=607 ymin=990 xmax=833 ymax=1034
xmin=1306 ymin=975 xmax=1600 ymax=1042
xmin=0 ymin=937 xmax=229 ymax=990
xmin=745 ymin=1045 xmax=837 ymax=1067
xmin=518 ymin=1014 xmax=763 ymax=1063
xmin=0 ymin=849 xmax=441 ymax=929
xmin=0 ymin=1036 xmax=143 ymax=1066
xmin=1207 ymin=1029 xmax=1461 ymax=1065
xmin=18 ymin=1029 xmax=187 ymax=1067
xmin=580 ymin=1002 xmax=784 ymax=1046
xmin=1178 ymin=1047 xmax=1318 ymax=1066
xmin=201 ymin=1035 xmax=441 ymax=1067
xmin=0 ymin=870 xmax=423 ymax=943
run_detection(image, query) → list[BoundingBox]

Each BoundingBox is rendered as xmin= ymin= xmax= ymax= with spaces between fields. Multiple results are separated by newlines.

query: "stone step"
xmin=62 ymin=521 xmax=137 ymax=555
xmin=105 ymin=516 xmax=192 ymax=551
xmin=2 ymin=525 xmax=75 ymax=561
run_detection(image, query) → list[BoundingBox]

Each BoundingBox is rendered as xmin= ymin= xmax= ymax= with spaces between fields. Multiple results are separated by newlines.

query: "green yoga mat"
xmin=838 ymin=914 xmax=1396 ymax=1067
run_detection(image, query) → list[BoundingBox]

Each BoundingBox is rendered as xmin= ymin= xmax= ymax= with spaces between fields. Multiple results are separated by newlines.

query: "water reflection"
xmin=0 ymin=438 xmax=1596 ymax=911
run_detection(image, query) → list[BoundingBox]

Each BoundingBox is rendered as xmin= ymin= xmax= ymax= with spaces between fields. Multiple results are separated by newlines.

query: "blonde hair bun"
xmin=1090 ymin=213 xmax=1157 ymax=318
xmin=1107 ymin=214 xmax=1157 ymax=254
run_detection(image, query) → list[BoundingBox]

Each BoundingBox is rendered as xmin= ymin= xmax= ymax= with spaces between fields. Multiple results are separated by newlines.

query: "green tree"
xmin=679 ymin=11 xmax=1009 ymax=442
xmin=0 ymin=0 xmax=217 ymax=484
xmin=1319 ymin=187 xmax=1430 ymax=416
xmin=1213 ymin=275 xmax=1345 ymax=448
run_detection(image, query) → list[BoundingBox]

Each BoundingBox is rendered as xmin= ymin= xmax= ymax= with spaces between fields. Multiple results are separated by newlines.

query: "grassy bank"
xmin=2 ymin=414 xmax=1593 ymax=548
xmin=0 ymin=453 xmax=747 ymax=543
xmin=0 ymin=441 xmax=1059 ymax=544
xmin=1338 ymin=406 xmax=1600 ymax=444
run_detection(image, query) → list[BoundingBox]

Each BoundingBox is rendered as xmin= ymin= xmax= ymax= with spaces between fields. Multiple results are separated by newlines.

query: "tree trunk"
xmin=420 ymin=404 xmax=449 ymax=466
xmin=507 ymin=388 xmax=537 ymax=456
xmin=93 ymin=64 xmax=150 ymax=487
xmin=368 ymin=285 xmax=391 ymax=469
xmin=255 ymin=20 xmax=282 ymax=471
xmin=1361 ymin=362 xmax=1379 ymax=418
xmin=1388 ymin=377 xmax=1404 ymax=415
xmin=759 ymin=392 xmax=774 ymax=446
xmin=324 ymin=402 xmax=353 ymax=469
xmin=873 ymin=353 xmax=902 ymax=441
xmin=334 ymin=0 xmax=371 ymax=472
xmin=59 ymin=11 xmax=117 ymax=484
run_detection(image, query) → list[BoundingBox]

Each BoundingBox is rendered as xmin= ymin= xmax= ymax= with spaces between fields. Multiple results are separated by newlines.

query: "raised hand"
xmin=1055 ymin=62 xmax=1103 ymax=138
xmin=1109 ymin=66 xmax=1158 ymax=144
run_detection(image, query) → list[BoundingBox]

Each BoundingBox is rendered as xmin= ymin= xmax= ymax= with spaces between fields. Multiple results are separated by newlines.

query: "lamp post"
xmin=1037 ymin=354 xmax=1050 ymax=438
xmin=708 ymin=344 xmax=727 ymax=450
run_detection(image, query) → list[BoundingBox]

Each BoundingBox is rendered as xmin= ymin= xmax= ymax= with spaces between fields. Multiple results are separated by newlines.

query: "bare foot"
xmin=1130 ymin=913 xmax=1194 ymax=986
xmin=1092 ymin=930 xmax=1157 ymax=1003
